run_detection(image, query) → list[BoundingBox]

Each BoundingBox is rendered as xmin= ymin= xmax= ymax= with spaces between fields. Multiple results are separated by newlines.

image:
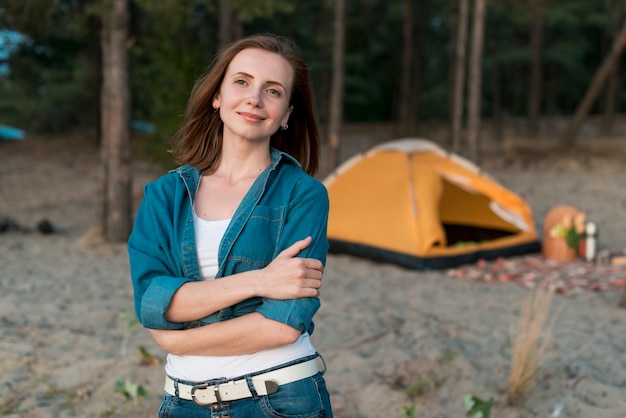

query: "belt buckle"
xmin=191 ymin=382 xmax=221 ymax=407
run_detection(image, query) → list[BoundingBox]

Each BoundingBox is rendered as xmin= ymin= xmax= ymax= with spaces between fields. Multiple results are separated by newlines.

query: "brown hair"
xmin=170 ymin=34 xmax=320 ymax=176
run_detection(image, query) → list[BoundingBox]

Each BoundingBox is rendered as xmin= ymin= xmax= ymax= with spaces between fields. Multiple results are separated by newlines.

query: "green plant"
xmin=438 ymin=348 xmax=458 ymax=364
xmin=549 ymin=212 xmax=585 ymax=250
xmin=399 ymin=405 xmax=416 ymax=418
xmin=97 ymin=406 xmax=117 ymax=417
xmin=406 ymin=371 xmax=447 ymax=398
xmin=464 ymin=394 xmax=494 ymax=418
xmin=119 ymin=309 xmax=141 ymax=357
xmin=114 ymin=379 xmax=149 ymax=402
xmin=137 ymin=345 xmax=159 ymax=366
xmin=0 ymin=393 xmax=22 ymax=415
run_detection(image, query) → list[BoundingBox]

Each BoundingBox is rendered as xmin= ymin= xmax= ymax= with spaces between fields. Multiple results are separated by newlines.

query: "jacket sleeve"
xmin=127 ymin=180 xmax=192 ymax=330
xmin=255 ymin=176 xmax=329 ymax=335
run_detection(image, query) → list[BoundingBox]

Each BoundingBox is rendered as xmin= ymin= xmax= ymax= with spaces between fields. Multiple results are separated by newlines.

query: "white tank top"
xmin=164 ymin=211 xmax=315 ymax=382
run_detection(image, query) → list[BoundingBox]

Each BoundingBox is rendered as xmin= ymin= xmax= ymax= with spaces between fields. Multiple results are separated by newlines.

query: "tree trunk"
xmin=448 ymin=6 xmax=458 ymax=125
xmin=409 ymin=0 xmax=427 ymax=136
xmin=602 ymin=57 xmax=620 ymax=136
xmin=327 ymin=0 xmax=345 ymax=170
xmin=490 ymin=38 xmax=503 ymax=144
xmin=100 ymin=0 xmax=132 ymax=242
xmin=560 ymin=22 xmax=626 ymax=148
xmin=316 ymin=0 xmax=331 ymax=123
xmin=399 ymin=0 xmax=415 ymax=136
xmin=527 ymin=0 xmax=543 ymax=137
xmin=398 ymin=0 xmax=414 ymax=134
xmin=466 ymin=0 xmax=486 ymax=164
xmin=450 ymin=0 xmax=469 ymax=153
xmin=218 ymin=0 xmax=233 ymax=49
xmin=218 ymin=0 xmax=243 ymax=47
xmin=602 ymin=14 xmax=623 ymax=136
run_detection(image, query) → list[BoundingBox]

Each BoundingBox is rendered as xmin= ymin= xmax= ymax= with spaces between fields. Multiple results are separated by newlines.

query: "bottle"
xmin=584 ymin=222 xmax=597 ymax=262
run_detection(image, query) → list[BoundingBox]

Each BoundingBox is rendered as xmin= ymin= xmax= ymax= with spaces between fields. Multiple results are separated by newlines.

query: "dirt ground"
xmin=1 ymin=132 xmax=625 ymax=418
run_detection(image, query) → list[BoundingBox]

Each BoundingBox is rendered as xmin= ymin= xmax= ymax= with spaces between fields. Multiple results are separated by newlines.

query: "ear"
xmin=281 ymin=106 xmax=294 ymax=127
xmin=212 ymin=94 xmax=221 ymax=110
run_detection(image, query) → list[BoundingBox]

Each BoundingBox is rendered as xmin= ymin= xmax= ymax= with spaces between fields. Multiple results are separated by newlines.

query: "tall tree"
xmin=602 ymin=52 xmax=621 ymax=135
xmin=220 ymin=0 xmax=245 ymax=46
xmin=314 ymin=0 xmax=332 ymax=123
xmin=218 ymin=0 xmax=235 ymax=49
xmin=450 ymin=0 xmax=469 ymax=153
xmin=398 ymin=0 xmax=414 ymax=135
xmin=467 ymin=0 xmax=486 ymax=163
xmin=602 ymin=5 xmax=624 ymax=136
xmin=100 ymin=0 xmax=132 ymax=242
xmin=327 ymin=0 xmax=345 ymax=170
xmin=526 ymin=0 xmax=543 ymax=136
xmin=488 ymin=34 xmax=503 ymax=143
xmin=560 ymin=21 xmax=626 ymax=147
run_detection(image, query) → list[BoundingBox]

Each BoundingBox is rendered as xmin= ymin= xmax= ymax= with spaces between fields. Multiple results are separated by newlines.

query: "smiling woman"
xmin=127 ymin=34 xmax=333 ymax=417
xmin=212 ymin=48 xmax=294 ymax=151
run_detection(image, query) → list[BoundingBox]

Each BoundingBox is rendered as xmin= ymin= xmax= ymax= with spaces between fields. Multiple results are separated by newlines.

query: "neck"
xmin=213 ymin=140 xmax=271 ymax=181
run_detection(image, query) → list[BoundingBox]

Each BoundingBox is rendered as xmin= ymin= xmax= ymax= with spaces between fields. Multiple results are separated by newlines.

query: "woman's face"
xmin=213 ymin=48 xmax=294 ymax=144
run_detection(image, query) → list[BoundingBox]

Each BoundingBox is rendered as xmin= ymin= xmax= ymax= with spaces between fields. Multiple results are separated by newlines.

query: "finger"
xmin=276 ymin=236 xmax=312 ymax=259
xmin=302 ymin=257 xmax=324 ymax=272
xmin=303 ymin=277 xmax=322 ymax=289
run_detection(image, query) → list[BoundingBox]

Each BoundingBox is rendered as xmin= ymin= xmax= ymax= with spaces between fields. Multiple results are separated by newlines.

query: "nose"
xmin=246 ymin=88 xmax=263 ymax=107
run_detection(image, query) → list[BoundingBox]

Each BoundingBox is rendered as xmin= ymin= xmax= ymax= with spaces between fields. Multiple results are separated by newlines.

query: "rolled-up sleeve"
xmin=256 ymin=177 xmax=329 ymax=334
xmin=127 ymin=181 xmax=192 ymax=330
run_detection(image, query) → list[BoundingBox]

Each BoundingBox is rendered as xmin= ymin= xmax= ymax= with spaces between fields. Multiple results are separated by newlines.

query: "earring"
xmin=213 ymin=107 xmax=219 ymax=113
xmin=280 ymin=124 xmax=288 ymax=131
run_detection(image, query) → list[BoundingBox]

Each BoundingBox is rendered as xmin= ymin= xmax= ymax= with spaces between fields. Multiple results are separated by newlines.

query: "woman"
xmin=128 ymin=34 xmax=333 ymax=417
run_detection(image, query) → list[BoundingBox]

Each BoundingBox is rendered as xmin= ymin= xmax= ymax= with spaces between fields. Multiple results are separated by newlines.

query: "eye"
xmin=234 ymin=79 xmax=247 ymax=86
xmin=267 ymin=88 xmax=281 ymax=96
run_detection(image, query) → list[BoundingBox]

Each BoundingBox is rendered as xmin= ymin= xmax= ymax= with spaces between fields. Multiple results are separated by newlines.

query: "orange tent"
xmin=323 ymin=139 xmax=540 ymax=269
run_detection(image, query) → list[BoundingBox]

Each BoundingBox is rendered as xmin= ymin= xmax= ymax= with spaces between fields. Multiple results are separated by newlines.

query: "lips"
xmin=238 ymin=112 xmax=265 ymax=122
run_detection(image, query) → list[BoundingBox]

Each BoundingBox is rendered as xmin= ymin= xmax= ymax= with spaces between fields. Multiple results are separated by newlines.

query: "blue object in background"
xmin=0 ymin=30 xmax=28 ymax=75
xmin=0 ymin=124 xmax=26 ymax=140
xmin=131 ymin=120 xmax=157 ymax=134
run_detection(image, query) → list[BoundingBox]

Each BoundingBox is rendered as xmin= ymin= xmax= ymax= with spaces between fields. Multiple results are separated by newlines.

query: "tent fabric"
xmin=323 ymin=138 xmax=541 ymax=270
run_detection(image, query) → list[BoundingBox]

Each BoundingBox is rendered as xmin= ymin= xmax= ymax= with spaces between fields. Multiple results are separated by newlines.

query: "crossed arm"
xmin=147 ymin=236 xmax=323 ymax=356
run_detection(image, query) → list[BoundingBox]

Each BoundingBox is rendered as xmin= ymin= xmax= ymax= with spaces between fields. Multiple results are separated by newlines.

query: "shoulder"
xmin=276 ymin=159 xmax=327 ymax=195
xmin=145 ymin=165 xmax=196 ymax=191
xmin=142 ymin=165 xmax=198 ymax=203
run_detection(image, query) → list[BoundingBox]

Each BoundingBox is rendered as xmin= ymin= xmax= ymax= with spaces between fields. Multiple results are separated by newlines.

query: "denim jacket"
xmin=128 ymin=148 xmax=329 ymax=335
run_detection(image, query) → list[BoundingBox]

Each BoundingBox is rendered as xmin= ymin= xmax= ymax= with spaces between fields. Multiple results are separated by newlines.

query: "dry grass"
xmin=507 ymin=288 xmax=558 ymax=405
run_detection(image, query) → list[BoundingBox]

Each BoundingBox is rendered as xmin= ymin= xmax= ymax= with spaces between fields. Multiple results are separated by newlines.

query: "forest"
xmin=1 ymin=5 xmax=626 ymax=418
xmin=1 ymin=0 xmax=625 ymax=147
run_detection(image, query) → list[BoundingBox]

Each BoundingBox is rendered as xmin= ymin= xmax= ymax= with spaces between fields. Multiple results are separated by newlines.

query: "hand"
xmin=256 ymin=236 xmax=324 ymax=299
xmin=148 ymin=328 xmax=177 ymax=352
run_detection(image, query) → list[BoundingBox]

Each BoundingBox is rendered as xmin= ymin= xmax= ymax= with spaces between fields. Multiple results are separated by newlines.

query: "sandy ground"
xmin=1 ymin=134 xmax=625 ymax=418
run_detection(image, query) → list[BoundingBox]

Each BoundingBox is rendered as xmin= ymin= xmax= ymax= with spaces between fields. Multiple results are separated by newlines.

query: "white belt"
xmin=164 ymin=357 xmax=320 ymax=406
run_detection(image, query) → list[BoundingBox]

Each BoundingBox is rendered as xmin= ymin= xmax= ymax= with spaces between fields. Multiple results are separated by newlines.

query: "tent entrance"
xmin=442 ymin=224 xmax=514 ymax=247
xmin=438 ymin=177 xmax=521 ymax=248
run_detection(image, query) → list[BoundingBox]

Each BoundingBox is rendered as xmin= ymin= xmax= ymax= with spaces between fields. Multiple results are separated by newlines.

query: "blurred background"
xmin=1 ymin=0 xmax=624 ymax=148
xmin=1 ymin=0 xmax=625 ymax=240
xmin=1 ymin=4 xmax=626 ymax=416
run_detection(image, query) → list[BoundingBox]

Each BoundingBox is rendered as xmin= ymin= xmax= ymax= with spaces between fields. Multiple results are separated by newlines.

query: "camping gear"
xmin=584 ymin=222 xmax=597 ymax=262
xmin=323 ymin=138 xmax=541 ymax=270
xmin=542 ymin=205 xmax=584 ymax=262
xmin=0 ymin=124 xmax=26 ymax=140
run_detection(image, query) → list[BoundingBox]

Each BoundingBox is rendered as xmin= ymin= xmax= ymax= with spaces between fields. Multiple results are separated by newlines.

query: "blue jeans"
xmin=158 ymin=364 xmax=333 ymax=417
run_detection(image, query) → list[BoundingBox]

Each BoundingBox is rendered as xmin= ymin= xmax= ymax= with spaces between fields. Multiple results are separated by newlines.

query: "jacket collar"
xmin=170 ymin=148 xmax=300 ymax=199
xmin=170 ymin=147 xmax=300 ymax=177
